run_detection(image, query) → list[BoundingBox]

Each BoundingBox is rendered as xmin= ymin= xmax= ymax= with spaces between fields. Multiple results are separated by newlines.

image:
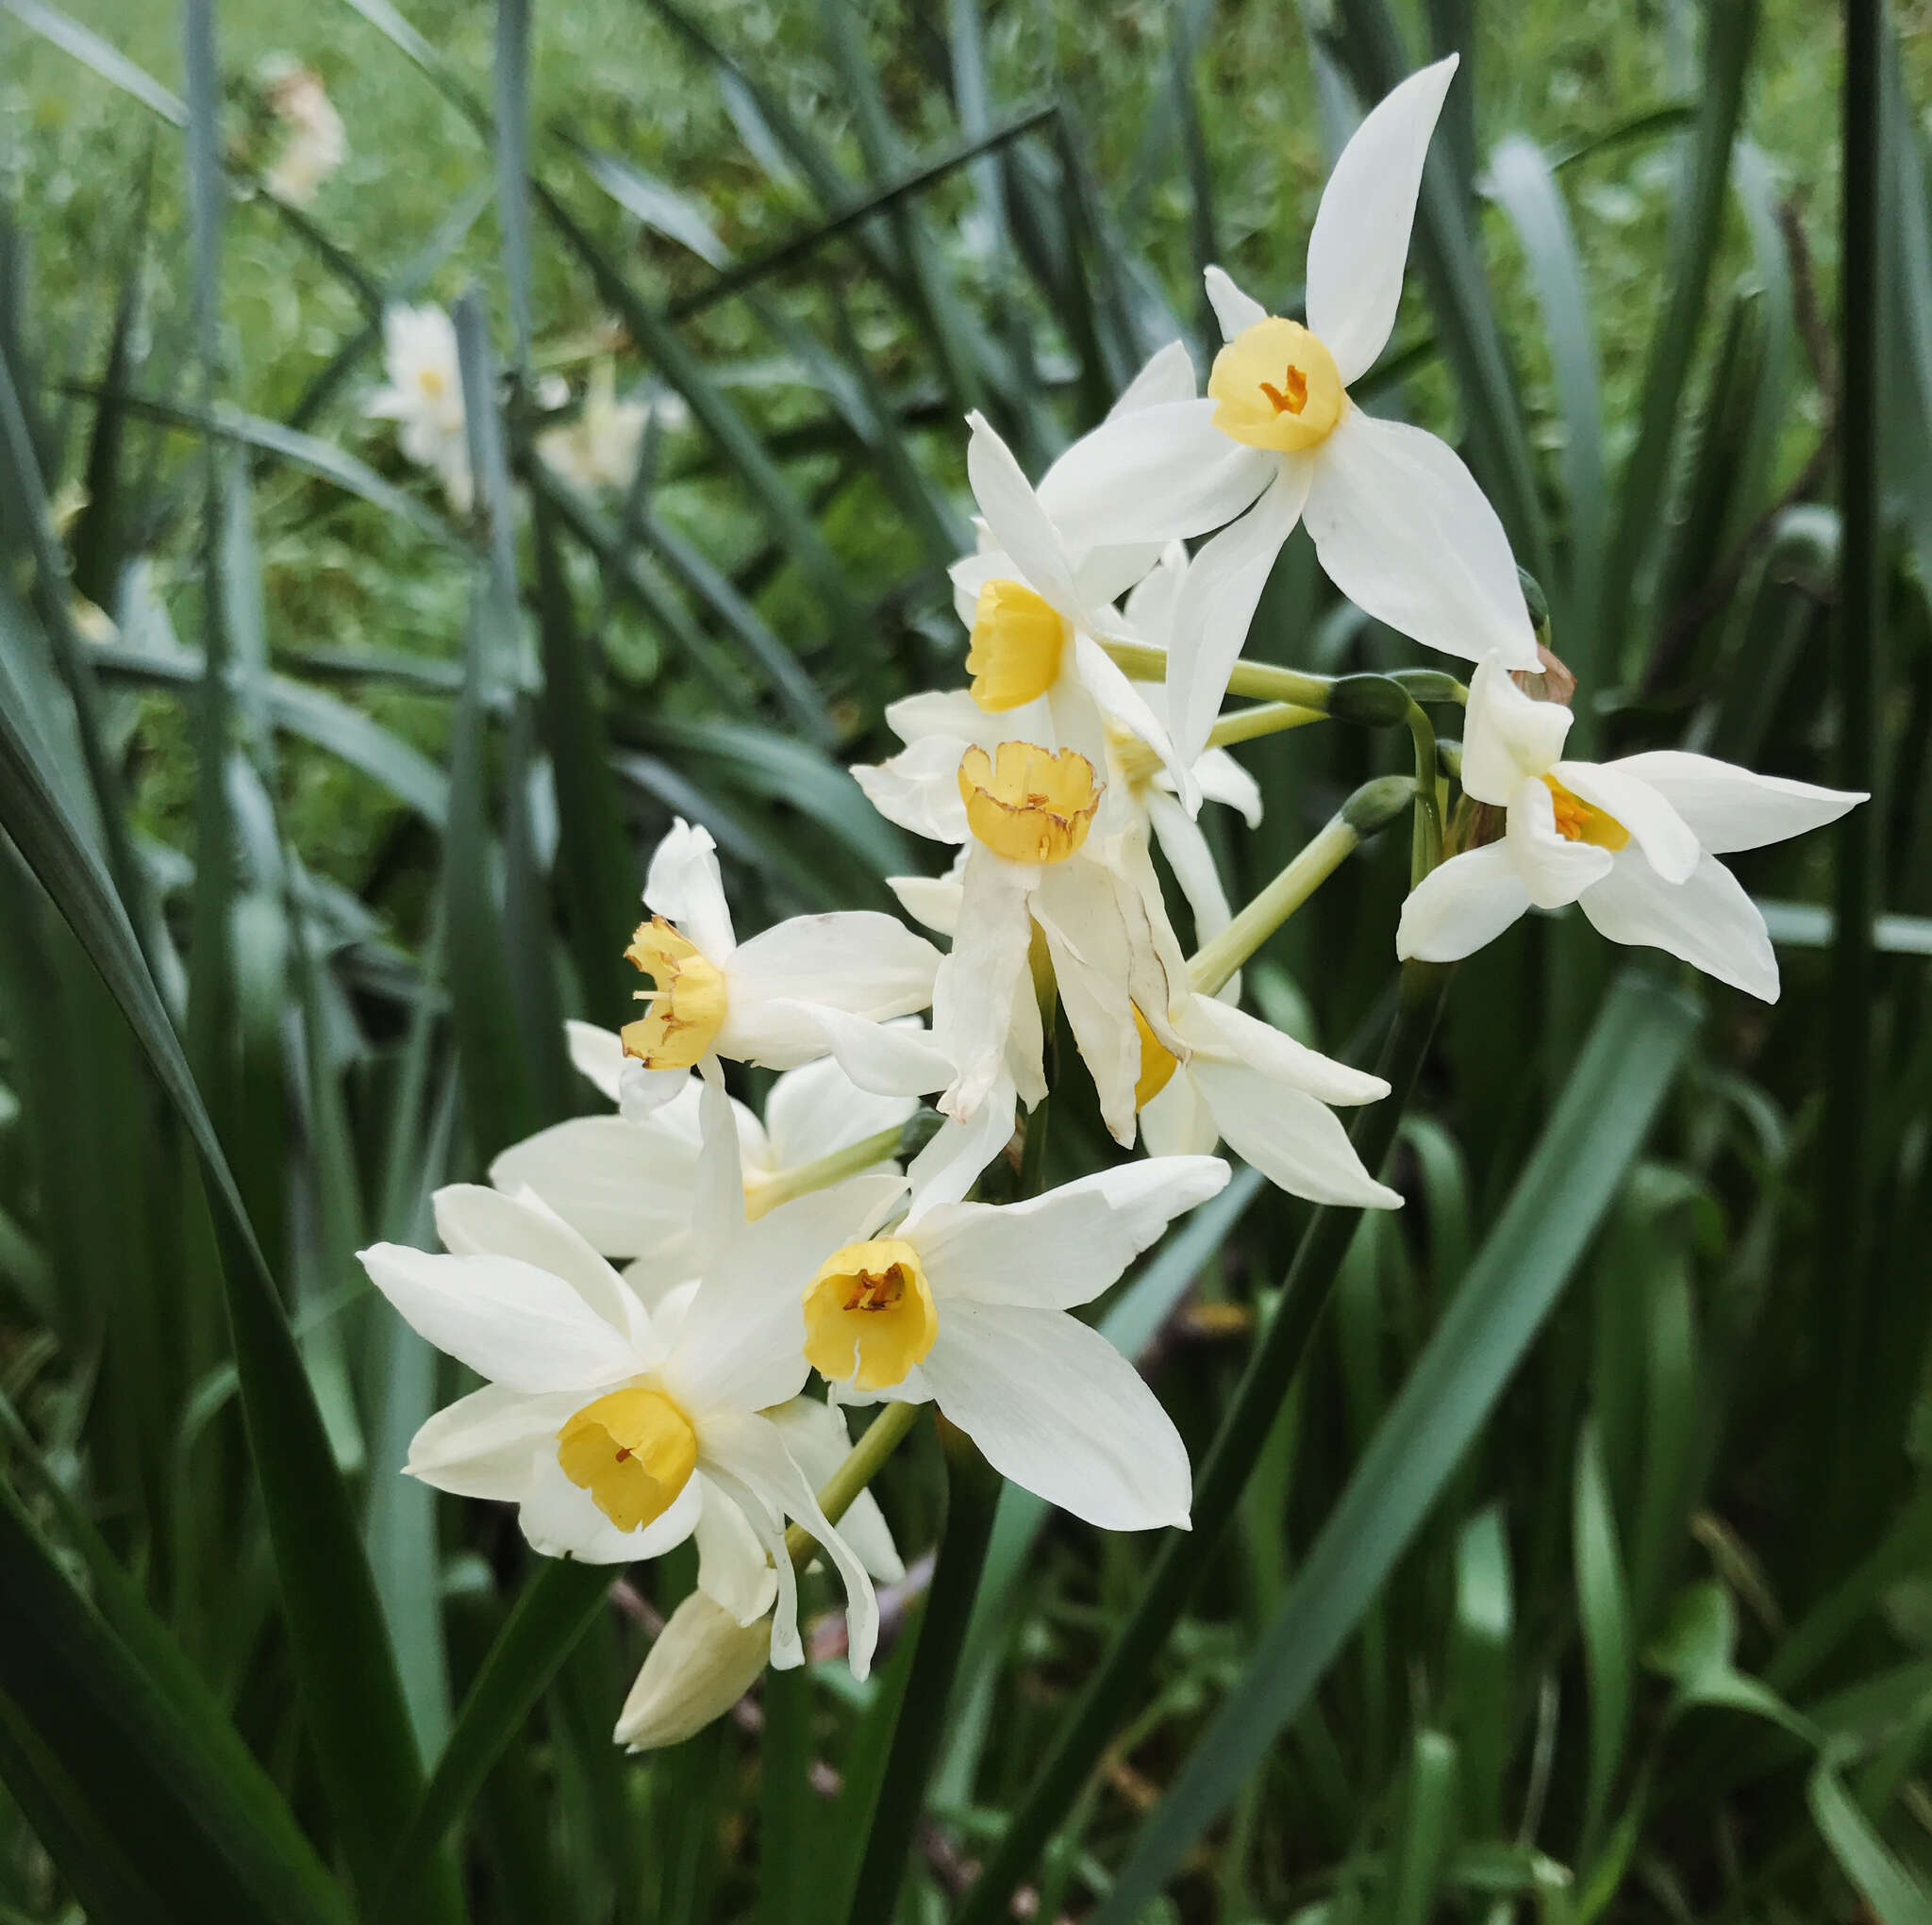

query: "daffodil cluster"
xmin=360 ymin=53 xmax=1861 ymax=1753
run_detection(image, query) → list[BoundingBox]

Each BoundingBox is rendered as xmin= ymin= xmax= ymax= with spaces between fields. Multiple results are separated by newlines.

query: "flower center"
xmin=801 ymin=1238 xmax=938 ymax=1393
xmin=1133 ymin=1005 xmax=1179 ymax=1109
xmin=958 ymin=742 xmax=1102 ymax=866
xmin=1541 ymin=775 xmax=1630 ymax=852
xmin=967 ymin=579 xmax=1069 ymax=712
xmin=621 ymin=917 xmax=729 ymax=1069
xmin=557 ymin=1386 xmax=697 ymax=1533
xmin=418 ymin=367 xmax=446 ymax=400
xmin=1208 ymin=317 xmax=1346 ymax=453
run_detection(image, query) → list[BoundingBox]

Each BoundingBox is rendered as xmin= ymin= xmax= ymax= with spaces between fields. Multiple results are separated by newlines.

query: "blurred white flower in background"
xmin=538 ymin=360 xmax=684 ymax=492
xmin=258 ymin=58 xmax=345 ymax=206
xmin=366 ymin=305 xmax=472 ymax=512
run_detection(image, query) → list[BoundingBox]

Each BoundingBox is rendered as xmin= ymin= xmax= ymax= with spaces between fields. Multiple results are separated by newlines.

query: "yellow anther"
xmin=1541 ymin=775 xmax=1630 ymax=852
xmin=802 ymin=1238 xmax=939 ymax=1392
xmin=968 ymin=579 xmax=1069 ymax=712
xmin=557 ymin=1386 xmax=698 ymax=1533
xmin=621 ymin=917 xmax=728 ymax=1069
xmin=1208 ymin=317 xmax=1346 ymax=453
xmin=958 ymin=742 xmax=1101 ymax=865
xmin=1132 ymin=1005 xmax=1180 ymax=1110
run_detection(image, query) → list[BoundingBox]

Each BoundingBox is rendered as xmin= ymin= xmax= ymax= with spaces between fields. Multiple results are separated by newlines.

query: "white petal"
xmin=694 ymin=1474 xmax=780 ymax=1623
xmin=890 ymin=871 xmax=964 ymax=937
xmin=489 ymin=1117 xmax=700 ymax=1262
xmin=1140 ymin=1064 xmax=1221 ymax=1158
xmin=1395 ymin=843 xmax=1532 ymax=962
xmin=964 ymin=411 xmax=1080 ymax=615
xmin=1304 ymin=409 xmax=1538 ymax=667
xmin=1204 ymin=263 xmax=1269 ymax=340
xmin=695 ymin=1460 xmax=806 ymax=1669
xmin=613 ymin=1589 xmax=772 ymax=1751
xmin=1123 ymin=541 xmax=1188 ymax=643
xmin=1147 ymin=791 xmax=1233 ymax=945
xmin=643 ymin=818 xmax=736 ymax=958
xmin=1192 ymin=747 xmax=1263 ymax=826
xmin=782 ymin=1002 xmax=953 ymax=1098
xmin=762 ymin=1053 xmax=919 ymax=1170
xmin=1459 ymin=652 xmax=1572 ymax=805
xmin=358 ymin=1242 xmax=641 ymax=1392
xmin=619 ymin=1062 xmax=692 ymax=1120
xmin=919 ymin=1303 xmax=1191 ymax=1530
xmin=1074 ymin=631 xmax=1196 ymax=811
xmin=1105 ymin=338 xmax=1198 ymax=415
xmin=910 ymin=1155 xmax=1227 ymax=1310
xmin=565 ymin=1021 xmax=628 ymax=1103
xmin=434 ymin=1184 xmax=646 ymax=1342
xmin=1553 ymin=760 xmax=1700 ymax=885
xmin=1168 ymin=461 xmax=1312 ymax=764
xmin=723 ymin=914 xmax=939 ymax=1035
xmin=933 ymin=851 xmax=1038 ymax=1123
xmin=884 ymin=688 xmax=992 ymax=745
xmin=765 ymin=1399 xmax=905 ymax=1583
xmin=1178 ymin=995 xmax=1391 ymax=1105
xmin=905 ymin=1083 xmax=1018 ymax=1214
xmin=1306 ymin=55 xmax=1458 ymax=385
xmin=405 ymin=1385 xmax=578 ymax=1500
xmin=853 ymin=738 xmax=974 ymax=844
xmin=1035 ymin=399 xmax=1275 ymax=554
xmin=1578 ymin=851 xmax=1780 ymax=1001
xmin=519 ymin=1452 xmax=703 ymax=1564
xmin=1506 ymin=776 xmax=1616 ymax=908
xmin=1191 ymin=1060 xmax=1401 ymax=1208
xmin=1601 ymin=751 xmax=1866 ymax=855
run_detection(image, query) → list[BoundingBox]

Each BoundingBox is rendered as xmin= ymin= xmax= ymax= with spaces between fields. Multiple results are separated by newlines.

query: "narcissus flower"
xmin=489 ymin=1021 xmax=917 ymax=1285
xmin=798 ymin=1155 xmax=1230 ymax=1529
xmin=1038 ymin=57 xmax=1539 ymax=761
xmin=619 ymin=820 xmax=947 ymax=1115
xmin=1135 ymin=990 xmax=1400 ymax=1209
xmin=357 ymin=1086 xmax=905 ymax=1674
xmin=365 ymin=306 xmax=472 ymax=512
xmin=538 ymin=360 xmax=670 ymax=492
xmin=1396 ymin=655 xmax=1865 ymax=998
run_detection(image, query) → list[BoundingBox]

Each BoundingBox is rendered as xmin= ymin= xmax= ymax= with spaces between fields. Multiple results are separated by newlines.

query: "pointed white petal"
xmin=1124 ymin=541 xmax=1189 ymax=642
xmin=853 ymin=738 xmax=974 ymax=844
xmin=1304 ymin=409 xmax=1538 ymax=667
xmin=933 ymin=851 xmax=1038 ymax=1123
xmin=884 ymin=688 xmax=992 ymax=745
xmin=1204 ymin=263 xmax=1270 ymax=340
xmin=694 ymin=1474 xmax=780 ymax=1623
xmin=619 ymin=1062 xmax=692 ymax=1120
xmin=910 ymin=1155 xmax=1227 ymax=1311
xmin=435 ymin=1183 xmax=645 ymax=1341
xmin=1140 ymin=1065 xmax=1221 ymax=1157
xmin=565 ymin=1021 xmax=628 ymax=1103
xmin=1192 ymin=747 xmax=1263 ymax=826
xmin=1191 ymin=1060 xmax=1401 ymax=1208
xmin=358 ymin=1242 xmax=641 ymax=1392
xmin=783 ymin=1002 xmax=952 ymax=1098
xmin=1602 ymin=751 xmax=1866 ymax=855
xmin=696 ymin=1461 xmax=805 ymax=1668
xmin=489 ymin=1118 xmax=700 ymax=1262
xmin=1395 ymin=843 xmax=1532 ymax=962
xmin=723 ymin=913 xmax=939 ymax=1038
xmin=519 ymin=1452 xmax=702 ymax=1564
xmin=1035 ymin=399 xmax=1275 ymax=554
xmin=762 ymin=1052 xmax=919 ymax=1170
xmin=1147 ymin=791 xmax=1233 ymax=946
xmin=1506 ymin=775 xmax=1616 ymax=908
xmin=920 ymin=1303 xmax=1191 ymax=1530
xmin=1168 ymin=461 xmax=1313 ymax=764
xmin=1074 ymin=630 xmax=1197 ymax=811
xmin=904 ymin=1083 xmax=1018 ymax=1215
xmin=1578 ymin=851 xmax=1780 ymax=1001
xmin=1178 ymin=995 xmax=1390 ymax=1104
xmin=1554 ymin=759 xmax=1700 ymax=885
xmin=890 ymin=871 xmax=965 ymax=937
xmin=405 ymin=1385 xmax=578 ymax=1500
xmin=765 ymin=1399 xmax=905 ymax=1583
xmin=1459 ymin=653 xmax=1571 ymax=805
xmin=964 ymin=411 xmax=1080 ymax=615
xmin=1108 ymin=338 xmax=1200 ymax=412
xmin=643 ymin=818 xmax=736 ymax=957
xmin=1306 ymin=55 xmax=1458 ymax=384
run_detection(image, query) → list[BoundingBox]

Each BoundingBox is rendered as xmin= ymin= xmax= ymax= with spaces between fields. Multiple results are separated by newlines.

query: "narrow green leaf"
xmin=1574 ymin=1419 xmax=1633 ymax=1845
xmin=1807 ymin=1754 xmax=1932 ymax=1925
xmin=494 ymin=0 xmax=534 ymax=369
xmin=0 ymin=0 xmax=186 ymax=124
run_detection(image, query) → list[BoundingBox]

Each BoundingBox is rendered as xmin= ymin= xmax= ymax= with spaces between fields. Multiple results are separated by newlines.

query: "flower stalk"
xmin=744 ymin=1123 xmax=908 ymax=1220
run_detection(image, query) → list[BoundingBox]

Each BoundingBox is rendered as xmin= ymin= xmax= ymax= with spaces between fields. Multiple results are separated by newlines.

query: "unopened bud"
xmin=1341 ymin=774 xmax=1418 ymax=839
xmin=1511 ymin=643 xmax=1576 ymax=709
xmin=1326 ymin=673 xmax=1411 ymax=727
xmin=613 ymin=1592 xmax=771 ymax=1751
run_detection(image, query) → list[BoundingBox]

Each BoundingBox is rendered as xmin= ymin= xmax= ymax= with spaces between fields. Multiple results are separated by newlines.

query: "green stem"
xmin=1100 ymin=638 xmax=1332 ymax=711
xmin=1405 ymin=701 xmax=1443 ymax=885
xmin=1206 ymin=700 xmax=1324 ymax=748
xmin=952 ymin=962 xmax=1452 ymax=1925
xmin=785 ymin=1400 xmax=924 ymax=1567
xmin=744 ymin=1123 xmax=908 ymax=1220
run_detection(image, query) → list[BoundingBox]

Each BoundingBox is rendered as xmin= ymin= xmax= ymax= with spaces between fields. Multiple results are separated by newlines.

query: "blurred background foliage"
xmin=1 ymin=0 xmax=1931 ymax=1921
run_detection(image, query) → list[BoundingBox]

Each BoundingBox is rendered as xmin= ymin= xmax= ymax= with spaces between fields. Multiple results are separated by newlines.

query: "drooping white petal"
xmin=905 ymin=1082 xmax=1018 ymax=1214
xmin=1305 ymin=55 xmax=1458 ymax=385
xmin=1506 ymin=775 xmax=1616 ymax=908
xmin=1578 ymin=851 xmax=1780 ymax=1001
xmin=1073 ymin=631 xmax=1197 ymax=812
xmin=1204 ymin=263 xmax=1269 ymax=341
xmin=964 ymin=411 xmax=1081 ymax=616
xmin=766 ymin=1398 xmax=905 ymax=1583
xmin=1124 ymin=541 xmax=1189 ymax=642
xmin=694 ymin=1474 xmax=780 ymax=1624
xmin=643 ymin=819 xmax=737 ymax=957
xmin=405 ymin=1384 xmax=579 ymax=1500
xmin=1304 ymin=409 xmax=1538 ymax=668
xmin=566 ymin=1020 xmax=630 ymax=1103
xmin=1178 ymin=995 xmax=1391 ymax=1105
xmin=919 ymin=1303 xmax=1192 ymax=1530
xmin=1395 ymin=842 xmax=1533 ymax=961
xmin=519 ymin=1452 xmax=703 ymax=1564
xmin=762 ymin=1051 xmax=920 ymax=1171
xmin=852 ymin=736 xmax=975 ymax=844
xmin=1191 ymin=1060 xmax=1401 ymax=1208
xmin=433 ymin=1184 xmax=646 ymax=1342
xmin=1191 ymin=747 xmax=1264 ymax=826
xmin=1553 ymin=759 xmax=1701 ymax=885
xmin=890 ymin=871 xmax=965 ymax=937
xmin=933 ymin=851 xmax=1038 ymax=1123
xmin=1147 ymin=790 xmax=1234 ymax=945
xmin=1459 ymin=653 xmax=1572 ymax=805
xmin=722 ymin=914 xmax=939 ymax=1042
xmin=909 ymin=1155 xmax=1227 ymax=1309
xmin=1037 ymin=399 xmax=1275 ymax=554
xmin=1168 ymin=461 xmax=1314 ymax=764
xmin=489 ymin=1118 xmax=699 ymax=1262
xmin=779 ymin=1001 xmax=953 ymax=1099
xmin=358 ymin=1242 xmax=641 ymax=1392
xmin=1602 ymin=751 xmax=1865 ymax=855
xmin=696 ymin=1460 xmax=805 ymax=1669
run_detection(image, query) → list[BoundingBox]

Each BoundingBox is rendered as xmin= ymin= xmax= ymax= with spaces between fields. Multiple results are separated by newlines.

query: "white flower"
xmin=537 ymin=360 xmax=665 ymax=492
xmin=1396 ymin=655 xmax=1864 ymax=999
xmin=260 ymin=60 xmax=345 ymax=205
xmin=358 ymin=1084 xmax=904 ymax=1674
xmin=791 ymin=1155 xmax=1230 ymax=1529
xmin=366 ymin=306 xmax=472 ymax=512
xmin=950 ymin=412 xmax=1194 ymax=807
xmin=1038 ymin=56 xmax=1539 ymax=761
xmin=1136 ymin=987 xmax=1400 ymax=1209
xmin=489 ymin=1021 xmax=919 ymax=1286
xmin=617 ymin=820 xmax=950 ymax=1117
